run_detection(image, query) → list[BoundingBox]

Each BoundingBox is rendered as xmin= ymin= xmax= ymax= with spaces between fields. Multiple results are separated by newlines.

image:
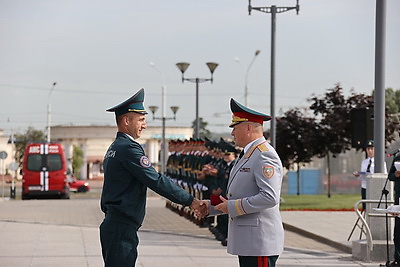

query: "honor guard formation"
xmin=165 ymin=137 xmax=240 ymax=246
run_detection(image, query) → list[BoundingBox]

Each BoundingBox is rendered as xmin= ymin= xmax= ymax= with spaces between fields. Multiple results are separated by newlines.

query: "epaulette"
xmin=244 ymin=141 xmax=268 ymax=158
xmin=257 ymin=142 xmax=269 ymax=152
xmin=244 ymin=146 xmax=256 ymax=159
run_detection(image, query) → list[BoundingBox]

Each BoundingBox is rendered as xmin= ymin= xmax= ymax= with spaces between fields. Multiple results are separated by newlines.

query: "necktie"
xmin=238 ymin=150 xmax=244 ymax=160
xmin=366 ymin=158 xmax=372 ymax=173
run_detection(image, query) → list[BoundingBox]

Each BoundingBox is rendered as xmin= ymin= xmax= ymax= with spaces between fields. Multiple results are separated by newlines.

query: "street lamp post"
xmin=176 ymin=62 xmax=218 ymax=139
xmin=235 ymin=50 xmax=261 ymax=106
xmin=248 ymin=0 xmax=299 ymax=147
xmin=374 ymin=0 xmax=386 ymax=173
xmin=149 ymin=104 xmax=179 ymax=174
xmin=47 ymin=82 xmax=57 ymax=143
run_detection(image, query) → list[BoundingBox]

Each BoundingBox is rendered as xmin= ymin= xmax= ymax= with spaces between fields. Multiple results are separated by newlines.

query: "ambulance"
xmin=21 ymin=143 xmax=70 ymax=200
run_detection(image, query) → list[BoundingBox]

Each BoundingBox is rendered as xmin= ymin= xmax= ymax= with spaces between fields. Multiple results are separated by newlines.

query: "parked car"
xmin=67 ymin=175 xmax=90 ymax=193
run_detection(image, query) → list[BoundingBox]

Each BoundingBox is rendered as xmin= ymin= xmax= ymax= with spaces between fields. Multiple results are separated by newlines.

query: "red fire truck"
xmin=21 ymin=143 xmax=70 ymax=200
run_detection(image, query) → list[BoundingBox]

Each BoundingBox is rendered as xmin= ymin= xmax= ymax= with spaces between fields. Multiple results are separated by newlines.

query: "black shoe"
xmin=215 ymin=232 xmax=225 ymax=241
xmin=221 ymin=238 xmax=227 ymax=246
xmin=209 ymin=226 xmax=218 ymax=234
xmin=389 ymin=261 xmax=400 ymax=267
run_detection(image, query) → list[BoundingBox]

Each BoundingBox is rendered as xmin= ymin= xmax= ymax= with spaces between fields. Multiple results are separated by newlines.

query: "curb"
xmin=283 ymin=222 xmax=352 ymax=254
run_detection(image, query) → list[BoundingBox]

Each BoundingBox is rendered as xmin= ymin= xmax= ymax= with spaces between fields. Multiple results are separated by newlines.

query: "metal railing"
xmin=354 ymin=199 xmax=394 ymax=261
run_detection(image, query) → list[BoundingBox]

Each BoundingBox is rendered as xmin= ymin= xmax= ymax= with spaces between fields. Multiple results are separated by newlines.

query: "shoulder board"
xmin=257 ymin=142 xmax=269 ymax=152
xmin=244 ymin=141 xmax=269 ymax=158
xmin=244 ymin=145 xmax=257 ymax=159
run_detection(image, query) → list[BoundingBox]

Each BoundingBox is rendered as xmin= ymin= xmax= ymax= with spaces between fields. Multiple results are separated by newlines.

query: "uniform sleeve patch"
xmin=262 ymin=165 xmax=274 ymax=179
xmin=140 ymin=156 xmax=151 ymax=168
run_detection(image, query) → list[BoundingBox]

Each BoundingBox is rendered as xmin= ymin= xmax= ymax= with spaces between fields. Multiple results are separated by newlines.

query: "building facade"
xmin=0 ymin=130 xmax=15 ymax=178
xmin=51 ymin=125 xmax=193 ymax=180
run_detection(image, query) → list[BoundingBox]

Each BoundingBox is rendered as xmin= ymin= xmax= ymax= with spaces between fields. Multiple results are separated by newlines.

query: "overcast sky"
xmin=1 ymin=0 xmax=399 ymax=137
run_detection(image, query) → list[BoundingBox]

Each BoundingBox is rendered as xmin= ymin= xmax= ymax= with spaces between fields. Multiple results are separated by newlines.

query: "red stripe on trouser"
xmin=257 ymin=256 xmax=268 ymax=267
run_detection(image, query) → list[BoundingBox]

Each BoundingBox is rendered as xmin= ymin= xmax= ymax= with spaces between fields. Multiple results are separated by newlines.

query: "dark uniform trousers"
xmin=100 ymin=213 xmax=141 ymax=267
xmin=238 ymin=255 xmax=279 ymax=267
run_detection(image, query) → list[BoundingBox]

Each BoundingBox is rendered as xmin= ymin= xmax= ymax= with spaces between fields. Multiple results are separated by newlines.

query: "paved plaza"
xmin=0 ymin=179 xmax=390 ymax=266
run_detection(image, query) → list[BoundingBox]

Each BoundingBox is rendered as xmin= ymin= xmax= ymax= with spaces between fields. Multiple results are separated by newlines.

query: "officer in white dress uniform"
xmin=206 ymin=98 xmax=284 ymax=267
xmin=353 ymin=140 xmax=387 ymax=210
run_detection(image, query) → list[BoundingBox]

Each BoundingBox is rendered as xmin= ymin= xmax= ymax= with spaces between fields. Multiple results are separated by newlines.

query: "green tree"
xmin=14 ymin=127 xmax=46 ymax=168
xmin=191 ymin=117 xmax=211 ymax=139
xmin=72 ymin=144 xmax=84 ymax=179
xmin=385 ymin=87 xmax=400 ymax=114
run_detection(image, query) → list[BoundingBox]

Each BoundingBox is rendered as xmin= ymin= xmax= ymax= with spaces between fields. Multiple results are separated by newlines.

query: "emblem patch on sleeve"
xmin=262 ymin=165 xmax=274 ymax=179
xmin=140 ymin=156 xmax=151 ymax=168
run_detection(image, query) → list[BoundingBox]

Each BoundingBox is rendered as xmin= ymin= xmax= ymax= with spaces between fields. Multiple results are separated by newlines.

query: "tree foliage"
xmin=192 ymin=117 xmax=211 ymax=139
xmin=385 ymin=87 xmax=400 ymax=114
xmin=308 ymin=85 xmax=375 ymax=156
xmin=14 ymin=127 xmax=46 ymax=168
xmin=276 ymin=109 xmax=321 ymax=195
xmin=308 ymin=85 xmax=373 ymax=197
xmin=276 ymin=109 xmax=318 ymax=169
xmin=72 ymin=144 xmax=84 ymax=178
xmin=276 ymin=84 xmax=399 ymax=197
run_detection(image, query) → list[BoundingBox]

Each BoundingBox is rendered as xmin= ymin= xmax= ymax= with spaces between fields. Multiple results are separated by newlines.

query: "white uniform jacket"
xmin=210 ymin=136 xmax=284 ymax=256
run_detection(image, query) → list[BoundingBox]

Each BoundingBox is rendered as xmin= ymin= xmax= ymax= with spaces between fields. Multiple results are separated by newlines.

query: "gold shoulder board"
xmin=257 ymin=143 xmax=269 ymax=152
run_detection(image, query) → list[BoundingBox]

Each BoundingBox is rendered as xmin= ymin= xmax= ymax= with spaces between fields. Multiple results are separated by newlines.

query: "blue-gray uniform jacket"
xmin=100 ymin=132 xmax=194 ymax=227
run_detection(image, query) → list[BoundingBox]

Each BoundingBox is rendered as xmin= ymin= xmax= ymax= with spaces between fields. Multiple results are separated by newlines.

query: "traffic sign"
xmin=8 ymin=162 xmax=18 ymax=171
xmin=0 ymin=151 xmax=7 ymax=159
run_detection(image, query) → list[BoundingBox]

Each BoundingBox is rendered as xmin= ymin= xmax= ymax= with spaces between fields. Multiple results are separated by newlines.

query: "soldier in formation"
xmin=165 ymin=137 xmax=239 ymax=246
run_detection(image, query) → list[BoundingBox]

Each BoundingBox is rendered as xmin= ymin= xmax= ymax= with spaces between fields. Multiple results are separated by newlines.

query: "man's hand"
xmin=190 ymin=198 xmax=209 ymax=218
xmin=209 ymin=167 xmax=218 ymax=176
xmin=214 ymin=195 xmax=229 ymax=214
xmin=202 ymin=164 xmax=211 ymax=175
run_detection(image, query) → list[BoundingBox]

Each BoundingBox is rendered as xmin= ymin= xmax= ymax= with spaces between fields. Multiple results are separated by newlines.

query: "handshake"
xmin=190 ymin=198 xmax=209 ymax=218
xmin=189 ymin=196 xmax=229 ymax=218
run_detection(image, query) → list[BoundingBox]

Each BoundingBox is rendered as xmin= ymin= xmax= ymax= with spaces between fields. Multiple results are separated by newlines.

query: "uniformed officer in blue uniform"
xmin=207 ymin=98 xmax=284 ymax=267
xmin=100 ymin=88 xmax=206 ymax=266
